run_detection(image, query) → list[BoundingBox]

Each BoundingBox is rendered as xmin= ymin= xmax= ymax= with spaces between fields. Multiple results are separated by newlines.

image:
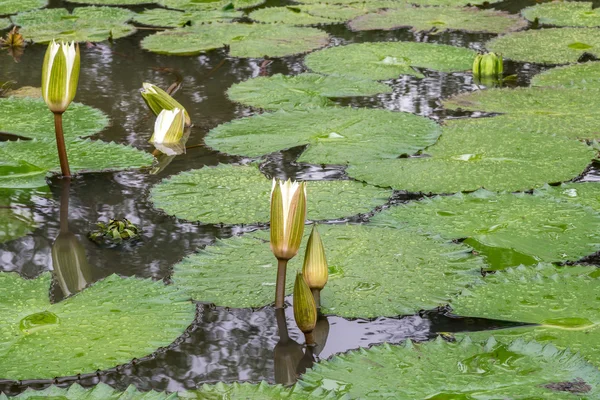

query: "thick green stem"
xmin=275 ymin=258 xmax=288 ymax=309
xmin=54 ymin=112 xmax=71 ymax=178
xmin=311 ymin=288 xmax=321 ymax=310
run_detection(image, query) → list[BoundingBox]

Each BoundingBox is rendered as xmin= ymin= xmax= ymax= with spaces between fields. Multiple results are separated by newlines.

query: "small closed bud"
xmin=41 ymin=40 xmax=80 ymax=113
xmin=293 ymin=272 xmax=317 ymax=335
xmin=270 ymin=179 xmax=307 ymax=261
xmin=150 ymin=108 xmax=186 ymax=145
xmin=302 ymin=225 xmax=328 ymax=291
xmin=140 ymin=82 xmax=191 ymax=126
xmin=472 ymin=52 xmax=503 ymax=80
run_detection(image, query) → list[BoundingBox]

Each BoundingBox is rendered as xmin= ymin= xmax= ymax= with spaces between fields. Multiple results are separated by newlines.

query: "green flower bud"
xmin=270 ymin=180 xmax=307 ymax=261
xmin=472 ymin=52 xmax=503 ymax=79
xmin=150 ymin=108 xmax=186 ymax=145
xmin=41 ymin=40 xmax=80 ymax=113
xmin=293 ymin=272 xmax=317 ymax=334
xmin=140 ymin=82 xmax=191 ymax=126
xmin=302 ymin=225 xmax=328 ymax=291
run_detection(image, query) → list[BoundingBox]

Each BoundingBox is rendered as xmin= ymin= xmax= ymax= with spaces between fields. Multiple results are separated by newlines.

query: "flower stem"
xmin=275 ymin=258 xmax=288 ymax=308
xmin=53 ymin=112 xmax=71 ymax=178
xmin=311 ymin=288 xmax=321 ymax=310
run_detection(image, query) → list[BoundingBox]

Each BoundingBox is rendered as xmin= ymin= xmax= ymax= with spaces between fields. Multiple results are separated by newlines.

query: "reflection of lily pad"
xmin=305 ymin=41 xmax=476 ymax=80
xmin=443 ymin=87 xmax=600 ymax=140
xmin=204 ymin=108 xmax=441 ymax=165
xmin=347 ymin=117 xmax=595 ymax=193
xmin=522 ymin=1 xmax=600 ymax=27
xmin=0 ymin=273 xmax=195 ymax=380
xmin=172 ymin=224 xmax=483 ymax=317
xmin=133 ymin=8 xmax=242 ymax=27
xmin=0 ymin=0 xmax=47 ymax=17
xmin=297 ymin=338 xmax=600 ymax=398
xmin=158 ymin=0 xmax=265 ymax=11
xmin=141 ymin=23 xmax=329 ymax=57
xmin=370 ymin=189 xmax=600 ymax=265
xmin=227 ymin=73 xmax=392 ymax=110
xmin=486 ymin=27 xmax=600 ymax=64
xmin=0 ymin=18 xmax=10 ymax=29
xmin=5 ymin=383 xmax=176 ymax=399
xmin=11 ymin=7 xmax=136 ymax=43
xmin=249 ymin=6 xmax=338 ymax=26
xmin=0 ymin=139 xmax=154 ymax=189
xmin=0 ymin=98 xmax=108 ymax=140
xmin=150 ymin=164 xmax=392 ymax=224
xmin=349 ymin=6 xmax=527 ymax=34
xmin=532 ymin=62 xmax=600 ymax=89
xmin=0 ymin=188 xmax=47 ymax=244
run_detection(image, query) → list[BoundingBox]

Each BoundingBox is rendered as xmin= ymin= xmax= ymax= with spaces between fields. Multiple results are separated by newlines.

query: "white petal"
xmin=44 ymin=40 xmax=61 ymax=100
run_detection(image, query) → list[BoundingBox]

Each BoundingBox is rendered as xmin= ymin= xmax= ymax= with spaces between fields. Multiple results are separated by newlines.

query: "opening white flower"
xmin=151 ymin=108 xmax=185 ymax=145
xmin=270 ymin=179 xmax=307 ymax=261
xmin=41 ymin=40 xmax=80 ymax=114
xmin=140 ymin=82 xmax=191 ymax=126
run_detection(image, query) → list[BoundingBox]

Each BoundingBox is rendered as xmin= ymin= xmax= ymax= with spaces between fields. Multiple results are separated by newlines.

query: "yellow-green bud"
xmin=150 ymin=108 xmax=186 ymax=146
xmin=293 ymin=272 xmax=317 ymax=334
xmin=141 ymin=82 xmax=191 ymax=126
xmin=41 ymin=40 xmax=80 ymax=113
xmin=472 ymin=52 xmax=503 ymax=79
xmin=270 ymin=179 xmax=307 ymax=261
xmin=302 ymin=225 xmax=328 ymax=291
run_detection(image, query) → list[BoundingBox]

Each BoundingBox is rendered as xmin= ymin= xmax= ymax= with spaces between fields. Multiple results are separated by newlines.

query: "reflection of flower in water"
xmin=274 ymin=308 xmax=303 ymax=386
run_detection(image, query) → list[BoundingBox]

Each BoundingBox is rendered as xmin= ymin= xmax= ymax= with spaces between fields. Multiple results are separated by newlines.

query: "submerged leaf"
xmin=522 ymin=1 xmax=600 ymax=27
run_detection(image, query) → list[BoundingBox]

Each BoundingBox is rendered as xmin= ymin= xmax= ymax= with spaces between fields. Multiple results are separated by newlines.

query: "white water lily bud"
xmin=270 ymin=179 xmax=307 ymax=261
xmin=302 ymin=225 xmax=328 ymax=291
xmin=41 ymin=40 xmax=80 ymax=113
xmin=150 ymin=108 xmax=185 ymax=145
xmin=140 ymin=82 xmax=191 ymax=126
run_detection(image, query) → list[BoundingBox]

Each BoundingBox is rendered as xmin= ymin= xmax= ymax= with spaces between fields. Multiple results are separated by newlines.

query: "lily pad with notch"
xmin=522 ymin=1 xmax=600 ymax=28
xmin=133 ymin=8 xmax=242 ymax=28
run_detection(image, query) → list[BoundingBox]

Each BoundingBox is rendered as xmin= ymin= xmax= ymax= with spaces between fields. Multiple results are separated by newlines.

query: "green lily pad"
xmin=65 ymin=0 xmax=154 ymax=4
xmin=0 ymin=0 xmax=47 ymax=17
xmin=249 ymin=6 xmax=339 ymax=26
xmin=2 ymin=383 xmax=177 ymax=399
xmin=305 ymin=41 xmax=476 ymax=80
xmin=158 ymin=0 xmax=265 ymax=11
xmin=172 ymin=224 xmax=483 ymax=317
xmin=443 ymin=87 xmax=600 ymax=140
xmin=179 ymin=382 xmax=301 ymax=399
xmin=370 ymin=189 xmax=600 ymax=265
xmin=0 ymin=188 xmax=48 ymax=244
xmin=0 ymin=138 xmax=155 ymax=189
xmin=486 ymin=27 xmax=600 ymax=64
xmin=226 ymin=73 xmax=392 ymax=110
xmin=150 ymin=164 xmax=392 ymax=224
xmin=522 ymin=1 xmax=600 ymax=27
xmin=0 ymin=18 xmax=10 ymax=29
xmin=346 ymin=116 xmax=595 ymax=193
xmin=531 ymin=62 xmax=600 ymax=90
xmin=204 ymin=108 xmax=441 ymax=165
xmin=11 ymin=7 xmax=136 ymax=43
xmin=295 ymin=0 xmax=500 ymax=5
xmin=0 ymin=97 xmax=109 ymax=140
xmin=297 ymin=338 xmax=600 ymax=398
xmin=133 ymin=8 xmax=242 ymax=27
xmin=537 ymin=182 xmax=600 ymax=211
xmin=141 ymin=23 xmax=329 ymax=57
xmin=0 ymin=273 xmax=195 ymax=380
xmin=349 ymin=6 xmax=527 ymax=34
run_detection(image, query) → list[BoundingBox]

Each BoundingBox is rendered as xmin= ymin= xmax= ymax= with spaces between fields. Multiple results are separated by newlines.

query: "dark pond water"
xmin=1 ymin=0 xmax=599 ymax=394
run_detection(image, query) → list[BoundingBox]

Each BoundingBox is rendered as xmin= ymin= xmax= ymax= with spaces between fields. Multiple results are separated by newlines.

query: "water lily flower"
xmin=293 ymin=272 xmax=317 ymax=344
xmin=150 ymin=108 xmax=186 ymax=146
xmin=42 ymin=40 xmax=80 ymax=114
xmin=141 ymin=82 xmax=191 ymax=126
xmin=302 ymin=225 xmax=328 ymax=308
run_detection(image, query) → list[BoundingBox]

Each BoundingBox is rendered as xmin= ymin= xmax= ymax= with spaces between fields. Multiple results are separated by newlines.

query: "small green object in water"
xmin=88 ymin=218 xmax=140 ymax=244
xmin=472 ymin=52 xmax=503 ymax=86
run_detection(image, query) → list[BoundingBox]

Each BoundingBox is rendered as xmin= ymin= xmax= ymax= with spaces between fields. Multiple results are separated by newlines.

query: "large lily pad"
xmin=349 ymin=6 xmax=527 ymax=34
xmin=150 ymin=164 xmax=391 ymax=224
xmin=65 ymin=0 xmax=154 ymax=4
xmin=172 ymin=224 xmax=483 ymax=317
xmin=141 ymin=23 xmax=329 ymax=57
xmin=227 ymin=73 xmax=392 ymax=110
xmin=346 ymin=116 xmax=595 ymax=193
xmin=305 ymin=41 xmax=476 ymax=80
xmin=205 ymin=108 xmax=440 ymax=165
xmin=249 ymin=6 xmax=339 ymax=26
xmin=0 ymin=97 xmax=109 ymax=140
xmin=537 ymin=182 xmax=600 ymax=211
xmin=531 ymin=62 xmax=600 ymax=90
xmin=522 ymin=1 xmax=600 ymax=27
xmin=133 ymin=8 xmax=242 ymax=28
xmin=0 ymin=18 xmax=10 ymax=29
xmin=158 ymin=0 xmax=265 ymax=11
xmin=0 ymin=139 xmax=154 ymax=189
xmin=293 ymin=2 xmax=405 ymax=21
xmin=295 ymin=0 xmax=500 ymax=5
xmin=0 ymin=188 xmax=48 ymax=244
xmin=370 ymin=189 xmax=600 ymax=265
xmin=443 ymin=87 xmax=600 ymax=140
xmin=0 ymin=273 xmax=195 ymax=380
xmin=486 ymin=27 xmax=600 ymax=64
xmin=0 ymin=0 xmax=46 ymax=17
xmin=2 ymin=383 xmax=177 ymax=399
xmin=180 ymin=382 xmax=301 ymax=399
xmin=296 ymin=338 xmax=600 ymax=398
xmin=11 ymin=7 xmax=136 ymax=43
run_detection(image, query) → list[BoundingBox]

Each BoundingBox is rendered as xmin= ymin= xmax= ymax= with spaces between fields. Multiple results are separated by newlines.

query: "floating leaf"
xmin=11 ymin=7 xmax=136 ymax=43
xmin=227 ymin=73 xmax=392 ymax=110
xmin=531 ymin=62 xmax=600 ymax=90
xmin=294 ymin=2 xmax=405 ymax=21
xmin=150 ymin=164 xmax=391 ymax=224
xmin=537 ymin=182 xmax=600 ymax=211
xmin=65 ymin=0 xmax=155 ymax=4
xmin=249 ymin=6 xmax=339 ymax=26
xmin=295 ymin=0 xmax=500 ymax=5
xmin=349 ymin=6 xmax=527 ymax=34
xmin=443 ymin=87 xmax=600 ymax=140
xmin=2 ymin=383 xmax=177 ymax=399
xmin=305 ymin=41 xmax=476 ymax=80
xmin=133 ymin=8 xmax=242 ymax=28
xmin=486 ymin=27 xmax=600 ymax=64
xmin=141 ymin=23 xmax=329 ymax=57
xmin=346 ymin=116 xmax=595 ymax=193
xmin=0 ymin=188 xmax=48 ymax=244
xmin=0 ymin=139 xmax=154 ymax=189
xmin=0 ymin=0 xmax=47 ymax=17
xmin=179 ymin=382 xmax=301 ymax=399
xmin=172 ymin=224 xmax=483 ymax=317
xmin=0 ymin=18 xmax=10 ymax=29
xmin=522 ymin=1 xmax=600 ymax=27
xmin=158 ymin=0 xmax=265 ymax=11
xmin=204 ymin=108 xmax=441 ymax=165
xmin=0 ymin=97 xmax=108 ymax=140
xmin=370 ymin=189 xmax=600 ymax=265
xmin=296 ymin=338 xmax=600 ymax=398
xmin=0 ymin=273 xmax=195 ymax=380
